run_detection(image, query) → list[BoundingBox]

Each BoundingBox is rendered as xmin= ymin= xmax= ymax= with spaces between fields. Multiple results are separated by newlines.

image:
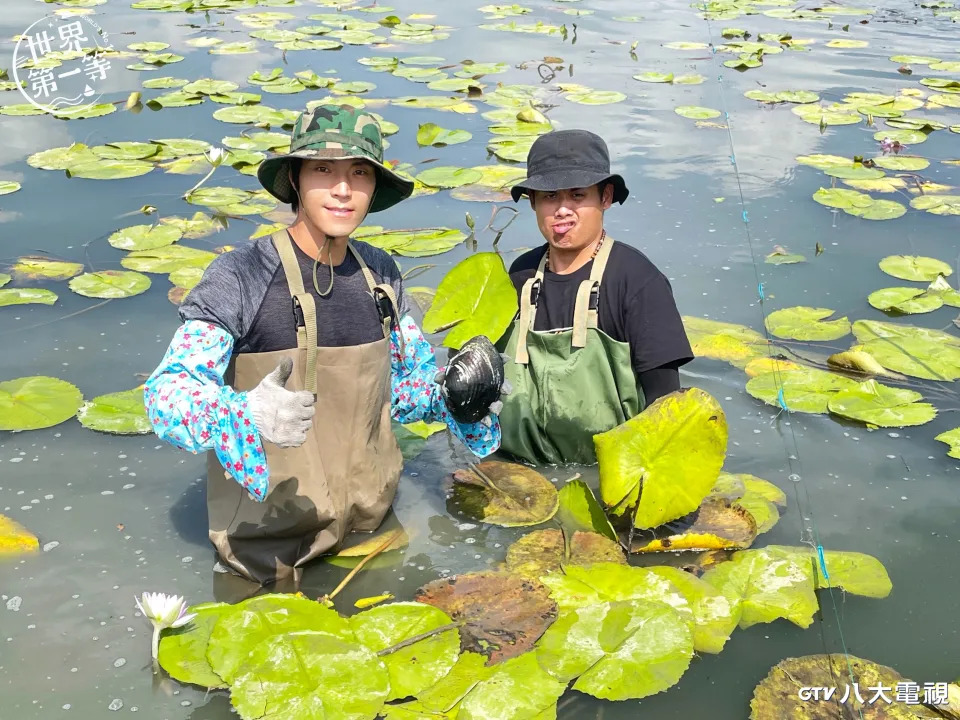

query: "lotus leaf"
xmin=935 ymin=427 xmax=960 ymax=459
xmin=77 ymin=387 xmax=151 ymax=434
xmin=682 ymin=316 xmax=767 ymax=368
xmin=812 ymin=187 xmax=873 ymax=209
xmin=209 ymin=42 xmax=257 ymax=54
xmin=206 ymin=594 xmax=355 ymax=685
xmin=750 ymin=653 xmax=941 ymax=720
xmin=874 ymin=128 xmax=928 ymax=144
xmin=53 ymin=103 xmax=118 ymax=120
xmin=230 ymin=632 xmax=389 ymax=720
xmin=451 ymin=460 xmax=559 ymax=527
xmin=827 ymin=379 xmax=936 ymax=427
xmin=765 ymin=306 xmax=851 ymax=341
xmin=145 ymin=90 xmax=205 ymax=109
xmin=157 ymin=602 xmax=230 ymax=689
xmin=747 ymin=366 xmax=861 ymax=414
xmin=65 ymin=159 xmax=156 ymax=180
xmin=504 ymin=529 xmax=625 ymax=578
xmin=535 ymin=600 xmax=694 ymax=700
xmin=635 ymin=71 xmax=675 ymax=83
xmin=142 ymin=76 xmax=187 ymax=89
xmin=121 ymin=246 xmax=217 ymax=274
xmin=647 ymin=566 xmax=740 ymax=654
xmin=596 ymin=389 xmax=728 ymax=529
xmin=0 ymin=514 xmax=39 ymax=557
xmin=421 ymin=252 xmax=517 ymax=348
xmin=416 ymin=123 xmax=472 ymax=147
xmin=91 ymin=142 xmax=161 ymax=160
xmin=702 ymin=546 xmax=818 ymax=628
xmin=108 ymin=224 xmax=181 ymax=251
xmin=382 ymin=652 xmax=492 ymax=719
xmin=349 ymin=602 xmax=460 ymax=701
xmin=0 ymin=288 xmax=58 ymax=307
xmin=27 ymin=143 xmax=98 ymax=170
xmin=555 ymin=478 xmax=618 ymax=542
xmin=0 ymin=376 xmax=84 ymax=431
xmin=630 ymin=500 xmax=758 ymax=552
xmin=153 ymin=138 xmax=213 ymax=157
xmin=870 ymin=285 xmax=945 ymax=313
xmin=843 ymin=177 xmax=908 ymax=192
xmin=874 ymin=155 xmax=930 ymax=171
xmin=675 ymin=105 xmax=722 ymax=119
xmin=160 ymin=213 xmax=223 ymax=239
xmin=846 ymin=198 xmax=908 ymax=220
xmin=457 ymin=653 xmax=566 ymax=720
xmin=792 ymin=104 xmax=862 ymax=125
xmin=910 ymin=195 xmax=960 ymax=215
xmin=796 ymin=153 xmax=853 ymax=169
xmin=69 ymin=271 xmax=151 ymax=299
xmin=11 ymin=256 xmax=83 ymax=280
xmin=416 ymin=166 xmax=483 ymax=188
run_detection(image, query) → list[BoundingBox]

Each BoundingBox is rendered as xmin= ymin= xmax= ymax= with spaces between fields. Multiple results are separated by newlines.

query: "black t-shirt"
xmin=508 ymin=241 xmax=694 ymax=376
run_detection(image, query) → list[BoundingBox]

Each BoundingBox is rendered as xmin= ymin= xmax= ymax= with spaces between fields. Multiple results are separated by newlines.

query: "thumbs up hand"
xmin=247 ymin=357 xmax=316 ymax=448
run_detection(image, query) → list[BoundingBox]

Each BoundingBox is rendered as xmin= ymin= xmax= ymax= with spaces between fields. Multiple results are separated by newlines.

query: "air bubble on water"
xmin=6 ymin=596 xmax=22 ymax=612
xmin=114 ymin=658 xmax=126 ymax=668
xmin=457 ymin=523 xmax=477 ymax=531
xmin=62 ymin=704 xmax=71 ymax=710
xmin=789 ymin=474 xmax=801 ymax=483
xmin=464 ymin=537 xmax=476 ymax=544
xmin=43 ymin=541 xmax=59 ymax=552
xmin=180 ymin=700 xmax=192 ymax=707
xmin=122 ymin=484 xmax=135 ymax=490
xmin=108 ymin=699 xmax=123 ymax=711
xmin=493 ymin=543 xmax=501 ymax=549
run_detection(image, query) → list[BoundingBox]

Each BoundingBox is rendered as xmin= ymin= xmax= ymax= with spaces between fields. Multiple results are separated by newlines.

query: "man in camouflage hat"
xmin=144 ymin=104 xmax=508 ymax=586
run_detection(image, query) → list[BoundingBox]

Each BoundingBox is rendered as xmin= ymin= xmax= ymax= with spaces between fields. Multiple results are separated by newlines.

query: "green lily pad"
xmin=765 ymin=248 xmax=806 ymax=264
xmin=764 ymin=306 xmax=851 ymax=341
xmin=142 ymin=76 xmax=188 ymax=89
xmin=457 ymin=653 xmax=566 ymax=720
xmin=822 ymin=164 xmax=885 ymax=180
xmin=487 ymin=135 xmax=536 ymax=162
xmin=635 ymin=71 xmax=675 ymax=83
xmin=890 ymin=55 xmax=941 ymax=64
xmin=869 ymin=287 xmax=944 ymax=313
xmin=734 ymin=493 xmax=780 ymax=534
xmin=416 ymin=166 xmax=483 ymax=188
xmin=222 ymin=132 xmax=290 ymax=152
xmin=159 ymin=213 xmax=223 ymax=239
xmin=361 ymin=227 xmax=468 ymax=258
xmin=65 ymin=159 xmax=156 ymax=180
xmin=382 ymin=652 xmax=492 ymax=720
xmin=421 ymin=252 xmax=517 ymax=349
xmin=555 ymin=478 xmax=618 ymax=542
xmin=792 ymin=104 xmax=862 ymax=125
xmin=675 ymin=105 xmax=722 ymax=119
xmin=416 ymin=123 xmax=472 ymax=147
xmin=157 ymin=602 xmax=230 ymax=689
xmin=159 ymin=155 xmax=211 ymax=175
xmin=853 ymin=319 xmax=960 ymax=381
xmin=428 ymin=78 xmax=484 ymax=93
xmin=0 ymin=181 xmax=20 ymax=195
xmin=153 ymin=138 xmax=214 ymax=158
xmin=596 ymin=388 xmax=727 ymax=529
xmin=52 ymin=104 xmax=117 ymax=120
xmin=565 ymin=90 xmax=626 ymax=105
xmin=77 ymin=387 xmax=152 ymax=435
xmin=935 ymin=427 xmax=960 ymax=459
xmin=415 ymin=571 xmax=558 ymax=665
xmin=0 ymin=288 xmax=58 ymax=307
xmin=230 ymin=631 xmax=389 ymax=720
xmin=827 ymin=379 xmax=937 ymax=427
xmin=212 ymin=105 xmax=298 ymax=126
xmin=504 ymin=529 xmax=626 ymax=579
xmin=145 ymin=90 xmax=205 ymax=109
xmin=0 ymin=274 xmax=9 ymax=289
xmin=846 ymin=198 xmax=908 ymax=220
xmin=11 ymin=256 xmax=84 ymax=281
xmin=451 ymin=460 xmax=559 ymax=527
xmin=813 ymin=187 xmax=874 ymax=209
xmin=535 ymin=600 xmax=694 ymax=700
xmin=121 ymin=245 xmax=217 ymax=274
xmin=91 ymin=142 xmax=161 ymax=161
xmin=69 ymin=270 xmax=151 ymax=299
xmin=874 ymin=129 xmax=928 ymax=144
xmin=27 ymin=143 xmax=97 ymax=171
xmin=682 ymin=316 xmax=767 ymax=368
xmin=0 ymin=104 xmax=48 ymax=117
xmin=648 ymin=566 xmax=741 ymax=654
xmin=209 ymin=42 xmax=258 ymax=55
xmin=350 ymin=602 xmax=460 ymax=701
xmin=210 ymin=91 xmax=263 ymax=106
xmin=182 ymin=79 xmax=239 ymax=95
xmin=0 ymin=376 xmax=84 ymax=431
xmin=843 ymin=177 xmax=908 ymax=193
xmin=747 ymin=366 xmax=861 ymax=414
xmin=910 ymin=195 xmax=960 ymax=215
xmin=108 ymin=224 xmax=182 ymax=251
xmin=874 ymin=155 xmax=929 ymax=171
xmin=930 ymin=93 xmax=960 ymax=108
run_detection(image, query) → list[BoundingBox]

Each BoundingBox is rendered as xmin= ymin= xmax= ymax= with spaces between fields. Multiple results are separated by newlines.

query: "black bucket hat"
xmin=510 ymin=129 xmax=629 ymax=204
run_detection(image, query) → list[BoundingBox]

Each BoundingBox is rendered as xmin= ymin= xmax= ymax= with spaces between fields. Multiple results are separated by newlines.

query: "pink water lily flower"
xmin=880 ymin=137 xmax=905 ymax=154
xmin=135 ymin=592 xmax=197 ymax=660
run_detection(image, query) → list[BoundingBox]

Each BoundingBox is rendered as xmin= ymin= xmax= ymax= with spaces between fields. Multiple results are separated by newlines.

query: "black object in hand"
xmin=438 ymin=335 xmax=505 ymax=424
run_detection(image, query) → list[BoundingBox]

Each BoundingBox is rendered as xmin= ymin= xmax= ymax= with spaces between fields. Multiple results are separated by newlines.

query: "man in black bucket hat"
xmin=495 ymin=129 xmax=694 ymax=466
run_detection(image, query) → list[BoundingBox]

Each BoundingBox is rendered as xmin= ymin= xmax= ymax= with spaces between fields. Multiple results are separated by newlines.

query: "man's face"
xmin=297 ymin=158 xmax=376 ymax=238
xmin=530 ymin=184 xmax=613 ymax=251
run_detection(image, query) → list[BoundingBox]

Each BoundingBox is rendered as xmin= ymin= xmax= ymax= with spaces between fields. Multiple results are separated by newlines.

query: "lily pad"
xmin=91 ymin=142 xmax=161 ymax=161
xmin=153 ymin=138 xmax=214 ymax=158
xmin=935 ymin=427 xmax=960 ymax=459
xmin=596 ymin=388 xmax=728 ymax=529
xmin=682 ymin=316 xmax=767 ymax=368
xmin=635 ymin=72 xmax=675 ymax=83
xmin=382 ymin=652 xmax=492 ymax=719
xmin=648 ymin=566 xmax=741 ymax=654
xmin=159 ymin=213 xmax=223 ymax=239
xmin=504 ymin=529 xmax=626 ymax=578
xmin=910 ymin=195 xmax=960 ymax=216
xmin=874 ymin=155 xmax=930 ymax=171
xmin=827 ymin=379 xmax=936 ymax=427
xmin=0 ymin=515 xmax=39 ymax=557
xmin=416 ymin=166 xmax=484 ymax=189
xmin=675 ymin=105 xmax=722 ymax=119
xmin=0 ymin=274 xmax=9 ymax=289
xmin=77 ymin=387 xmax=151 ymax=435
xmin=142 ymin=76 xmax=188 ymax=89
xmin=108 ymin=224 xmax=182 ymax=251
xmin=451 ymin=460 xmax=559 ymax=527
xmin=555 ymin=478 xmax=617 ymax=542
xmin=868 ymin=287 xmax=944 ymax=314
xmin=0 ymin=376 xmax=84 ymax=431
xmin=0 ymin=288 xmax=58 ymax=307
xmin=0 ymin=181 xmax=20 ymax=195
xmin=765 ymin=306 xmax=851 ymax=341
xmin=11 ymin=257 xmax=83 ymax=281
xmin=157 ymin=602 xmax=230 ymax=689
xmin=69 ymin=271 xmax=151 ymax=299
xmin=416 ymin=123 xmax=472 ymax=147
xmin=350 ymin=602 xmax=460 ymax=701
xmin=747 ymin=366 xmax=859 ymax=414
xmin=535 ymin=600 xmax=694 ymax=700
xmin=631 ymin=500 xmax=758 ymax=552
xmin=457 ymin=653 xmax=567 ymax=720
xmin=846 ymin=198 xmax=908 ymax=220
xmin=853 ymin=319 xmax=960 ymax=381
xmin=564 ymin=90 xmax=626 ymax=105
xmin=422 ymin=252 xmax=517 ymax=349
xmin=182 ymin=79 xmax=239 ymax=95
xmin=145 ymin=90 xmax=205 ymax=108
xmin=121 ymin=246 xmax=217 ymax=274
xmin=415 ymin=571 xmax=558 ymax=664
xmin=27 ymin=143 xmax=98 ymax=170
xmin=361 ymin=227 xmax=467 ymax=258
xmin=874 ymin=129 xmax=928 ymax=144
xmin=65 ymin=159 xmax=155 ymax=180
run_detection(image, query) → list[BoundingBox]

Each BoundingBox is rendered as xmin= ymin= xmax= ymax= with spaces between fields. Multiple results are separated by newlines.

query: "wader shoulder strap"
xmin=572 ymin=236 xmax=616 ymax=348
xmin=272 ymin=231 xmax=319 ymax=394
xmin=513 ymin=250 xmax=549 ymax=366
xmin=347 ymin=242 xmax=405 ymax=357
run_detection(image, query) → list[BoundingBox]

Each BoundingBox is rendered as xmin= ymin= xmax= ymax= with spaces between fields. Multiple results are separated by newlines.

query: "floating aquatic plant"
xmin=135 ymin=592 xmax=197 ymax=660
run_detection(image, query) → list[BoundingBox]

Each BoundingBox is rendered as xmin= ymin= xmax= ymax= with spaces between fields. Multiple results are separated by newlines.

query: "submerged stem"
xmin=322 ymin=529 xmax=404 ymax=603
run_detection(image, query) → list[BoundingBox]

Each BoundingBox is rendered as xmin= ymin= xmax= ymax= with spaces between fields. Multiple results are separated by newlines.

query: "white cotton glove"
xmin=247 ymin=357 xmax=316 ymax=448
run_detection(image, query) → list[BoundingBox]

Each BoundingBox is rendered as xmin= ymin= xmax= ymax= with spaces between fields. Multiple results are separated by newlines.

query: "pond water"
xmin=2 ymin=0 xmax=959 ymax=717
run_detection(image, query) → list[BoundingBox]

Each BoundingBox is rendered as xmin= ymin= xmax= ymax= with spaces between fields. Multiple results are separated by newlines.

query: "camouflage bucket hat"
xmin=257 ymin=104 xmax=414 ymax=214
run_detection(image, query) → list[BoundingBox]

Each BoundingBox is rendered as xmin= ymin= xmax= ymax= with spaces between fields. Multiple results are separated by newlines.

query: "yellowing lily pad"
xmin=451 ymin=460 xmax=559 ymax=527
xmin=11 ymin=256 xmax=84 ymax=280
xmin=630 ymin=500 xmax=757 ymax=553
xmin=682 ymin=316 xmax=767 ymax=368
xmin=0 ymin=288 xmax=58 ymax=307
xmin=764 ymin=306 xmax=851 ymax=341
xmin=853 ymin=319 xmax=960 ymax=381
xmin=505 ymin=529 xmax=625 ymax=578
xmin=0 ymin=514 xmax=39 ymax=556
xmin=121 ymin=245 xmax=217 ymax=274
xmin=0 ymin=376 xmax=84 ymax=431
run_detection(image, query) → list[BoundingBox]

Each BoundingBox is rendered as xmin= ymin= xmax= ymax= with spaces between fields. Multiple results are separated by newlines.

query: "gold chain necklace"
xmin=546 ymin=229 xmax=606 ymax=273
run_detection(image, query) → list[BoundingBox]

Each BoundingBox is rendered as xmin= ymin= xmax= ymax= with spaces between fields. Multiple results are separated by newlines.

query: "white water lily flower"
xmin=204 ymin=146 xmax=226 ymax=167
xmin=135 ymin=592 xmax=197 ymax=660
